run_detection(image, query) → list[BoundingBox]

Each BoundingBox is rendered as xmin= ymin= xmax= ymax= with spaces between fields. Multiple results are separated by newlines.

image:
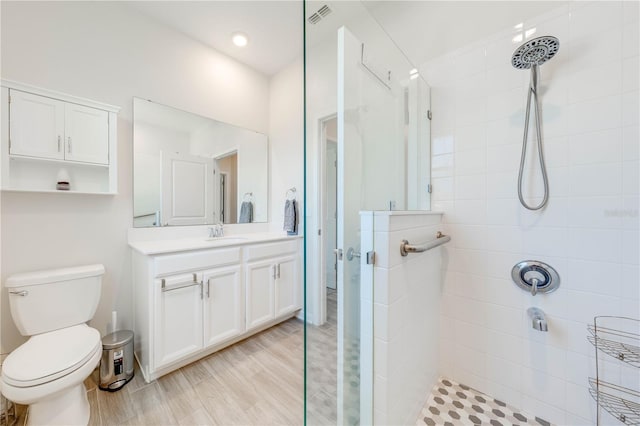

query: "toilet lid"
xmin=2 ymin=324 xmax=101 ymax=387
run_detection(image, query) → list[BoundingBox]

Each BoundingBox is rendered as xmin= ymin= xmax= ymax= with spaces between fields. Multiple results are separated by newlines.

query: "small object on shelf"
xmin=588 ymin=316 xmax=640 ymax=425
xmin=56 ymin=168 xmax=70 ymax=191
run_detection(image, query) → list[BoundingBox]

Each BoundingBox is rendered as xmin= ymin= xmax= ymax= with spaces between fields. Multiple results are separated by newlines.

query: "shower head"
xmin=511 ymin=36 xmax=560 ymax=69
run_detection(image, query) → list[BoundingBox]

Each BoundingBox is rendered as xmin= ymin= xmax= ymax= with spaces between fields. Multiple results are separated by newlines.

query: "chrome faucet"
xmin=208 ymin=223 xmax=224 ymax=238
xmin=527 ymin=307 xmax=548 ymax=332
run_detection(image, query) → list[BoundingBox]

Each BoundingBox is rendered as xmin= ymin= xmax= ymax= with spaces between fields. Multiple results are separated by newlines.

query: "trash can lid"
xmin=102 ymin=330 xmax=134 ymax=349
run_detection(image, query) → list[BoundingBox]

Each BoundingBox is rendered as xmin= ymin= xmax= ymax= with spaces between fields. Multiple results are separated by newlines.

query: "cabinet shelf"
xmin=2 ymin=188 xmax=117 ymax=195
xmin=9 ymin=154 xmax=110 ymax=168
xmin=588 ymin=378 xmax=640 ymax=426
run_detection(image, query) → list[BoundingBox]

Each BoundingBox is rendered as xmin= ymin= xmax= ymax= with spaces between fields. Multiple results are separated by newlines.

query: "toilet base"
xmin=27 ymin=383 xmax=89 ymax=426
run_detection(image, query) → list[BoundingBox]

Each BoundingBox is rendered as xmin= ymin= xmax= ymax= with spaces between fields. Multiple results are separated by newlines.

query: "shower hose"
xmin=518 ymin=64 xmax=549 ymax=211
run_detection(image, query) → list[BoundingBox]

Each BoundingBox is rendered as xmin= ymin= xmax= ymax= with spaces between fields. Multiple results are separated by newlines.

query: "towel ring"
xmin=243 ymin=192 xmax=253 ymax=201
xmin=286 ymin=187 xmax=297 ymax=200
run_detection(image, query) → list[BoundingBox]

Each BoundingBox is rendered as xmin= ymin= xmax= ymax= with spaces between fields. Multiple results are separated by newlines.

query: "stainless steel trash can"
xmin=99 ymin=330 xmax=134 ymax=391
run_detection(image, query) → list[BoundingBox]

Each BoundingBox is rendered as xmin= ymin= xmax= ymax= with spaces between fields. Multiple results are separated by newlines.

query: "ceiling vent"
xmin=307 ymin=4 xmax=332 ymax=24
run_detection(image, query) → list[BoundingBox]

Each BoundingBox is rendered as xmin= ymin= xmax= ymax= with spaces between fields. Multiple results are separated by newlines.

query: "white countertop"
xmin=129 ymin=232 xmax=302 ymax=255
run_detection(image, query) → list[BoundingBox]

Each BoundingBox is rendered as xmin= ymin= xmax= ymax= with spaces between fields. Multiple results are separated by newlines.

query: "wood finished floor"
xmin=9 ymin=292 xmax=340 ymax=426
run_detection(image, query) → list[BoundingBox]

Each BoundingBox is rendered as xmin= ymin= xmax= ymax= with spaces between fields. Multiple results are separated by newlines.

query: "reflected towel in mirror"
xmin=239 ymin=201 xmax=253 ymax=223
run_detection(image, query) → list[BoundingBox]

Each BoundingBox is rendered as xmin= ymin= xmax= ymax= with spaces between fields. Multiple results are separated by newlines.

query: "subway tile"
xmin=567 ymin=61 xmax=622 ymax=104
xmin=567 ymin=196 xmax=623 ymax=229
xmin=487 ymin=198 xmax=520 ymax=226
xmin=486 ymin=225 xmax=523 ymax=253
xmin=569 ymin=163 xmax=622 ymax=197
xmin=432 ymin=153 xmax=454 ymax=178
xmin=518 ymin=196 xmax=568 ymax=228
xmin=487 ymin=171 xmax=519 ymax=199
xmin=623 ymin=160 xmax=639 ymax=195
xmin=623 ymin=56 xmax=640 ymax=92
xmin=621 ymin=264 xmax=640 ymax=300
xmin=485 ymin=303 xmax=523 ymax=336
xmin=487 ymin=143 xmax=521 ymax=172
xmin=486 ymin=354 xmax=521 ymax=391
xmin=455 ymin=148 xmax=486 ymax=176
xmin=486 ymin=115 xmax=523 ymax=147
xmin=569 ymin=28 xmax=622 ymax=71
xmin=569 ymin=128 xmax=622 ymax=166
xmin=566 ymin=258 xmax=622 ymax=296
xmin=521 ymin=340 xmax=567 ymax=380
xmin=454 ymin=46 xmax=487 ymax=79
xmin=455 ymin=124 xmax=486 ymax=153
xmin=522 ymin=227 xmax=568 ymax=257
xmin=622 ymin=90 xmax=639 ymax=126
xmin=623 ymin=21 xmax=640 ymax=58
xmin=432 ymin=133 xmax=454 ymax=155
xmin=622 ymin=125 xmax=639 ymax=161
xmin=622 ymin=228 xmax=639 ymax=265
xmin=454 ymin=174 xmax=486 ymax=200
xmin=564 ymin=289 xmax=621 ymax=323
xmin=485 ymin=251 xmax=524 ymax=280
xmin=486 ymin=330 xmax=524 ymax=365
xmin=456 ymin=96 xmax=486 ymax=127
xmin=567 ymin=94 xmax=621 ymax=135
xmin=486 ymin=64 xmax=524 ymax=92
xmin=569 ymin=1 xmax=622 ymax=41
xmin=521 ymin=367 xmax=566 ymax=411
xmin=487 ymin=86 xmax=525 ymax=122
xmin=567 ymin=228 xmax=622 ymax=262
xmin=622 ymin=196 xmax=639 ymax=229
xmin=431 ymin=177 xmax=454 ymax=201
xmin=455 ymin=71 xmax=487 ymax=101
xmin=564 ymin=382 xmax=597 ymax=421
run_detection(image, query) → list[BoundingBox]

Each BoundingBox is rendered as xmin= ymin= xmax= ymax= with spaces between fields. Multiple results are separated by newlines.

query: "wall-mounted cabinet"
xmin=1 ymin=80 xmax=119 ymax=194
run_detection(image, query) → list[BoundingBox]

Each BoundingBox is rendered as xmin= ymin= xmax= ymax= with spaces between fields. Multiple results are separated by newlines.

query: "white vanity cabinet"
xmin=1 ymin=80 xmax=118 ymax=194
xmin=131 ymin=236 xmax=302 ymax=382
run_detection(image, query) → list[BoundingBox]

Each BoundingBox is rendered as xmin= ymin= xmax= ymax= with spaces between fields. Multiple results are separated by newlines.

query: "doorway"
xmin=324 ymin=118 xmax=338 ymax=292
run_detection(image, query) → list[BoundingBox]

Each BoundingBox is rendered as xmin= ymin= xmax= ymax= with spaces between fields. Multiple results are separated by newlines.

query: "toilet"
xmin=1 ymin=264 xmax=105 ymax=426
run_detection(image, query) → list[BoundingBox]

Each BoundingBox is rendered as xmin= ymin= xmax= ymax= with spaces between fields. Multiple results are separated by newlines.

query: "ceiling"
xmin=127 ymin=1 xmax=566 ymax=78
xmin=126 ymin=1 xmax=303 ymax=76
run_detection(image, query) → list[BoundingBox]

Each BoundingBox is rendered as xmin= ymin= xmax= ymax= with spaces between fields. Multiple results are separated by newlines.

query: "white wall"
xmin=366 ymin=212 xmax=443 ymax=425
xmin=0 ymin=1 xmax=273 ymax=353
xmin=426 ymin=2 xmax=639 ymax=424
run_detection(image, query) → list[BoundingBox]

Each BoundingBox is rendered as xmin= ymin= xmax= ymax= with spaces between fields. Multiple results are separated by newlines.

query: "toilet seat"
xmin=2 ymin=324 xmax=101 ymax=388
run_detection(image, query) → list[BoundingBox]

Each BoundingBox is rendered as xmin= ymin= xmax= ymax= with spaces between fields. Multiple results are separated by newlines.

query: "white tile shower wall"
xmin=425 ymin=2 xmax=639 ymax=424
xmin=370 ymin=212 xmax=443 ymax=425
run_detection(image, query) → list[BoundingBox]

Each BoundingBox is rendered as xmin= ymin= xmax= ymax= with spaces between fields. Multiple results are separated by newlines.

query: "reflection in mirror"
xmin=133 ymin=98 xmax=268 ymax=227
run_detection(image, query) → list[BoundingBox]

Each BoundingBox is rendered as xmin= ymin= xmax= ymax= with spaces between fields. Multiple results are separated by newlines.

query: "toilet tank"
xmin=5 ymin=264 xmax=104 ymax=336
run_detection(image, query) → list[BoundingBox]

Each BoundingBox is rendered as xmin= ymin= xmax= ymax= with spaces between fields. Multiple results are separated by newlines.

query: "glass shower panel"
xmin=305 ymin=2 xmax=431 ymax=425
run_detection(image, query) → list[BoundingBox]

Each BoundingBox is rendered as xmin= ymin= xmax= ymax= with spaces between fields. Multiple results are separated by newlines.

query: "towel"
xmin=239 ymin=201 xmax=253 ymax=223
xmin=283 ymin=199 xmax=298 ymax=235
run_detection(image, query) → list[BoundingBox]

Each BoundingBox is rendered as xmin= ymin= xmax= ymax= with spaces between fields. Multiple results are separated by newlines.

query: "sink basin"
xmin=204 ymin=236 xmax=249 ymax=243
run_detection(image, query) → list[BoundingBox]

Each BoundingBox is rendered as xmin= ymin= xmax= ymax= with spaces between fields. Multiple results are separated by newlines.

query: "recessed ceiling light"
xmin=232 ymin=32 xmax=249 ymax=47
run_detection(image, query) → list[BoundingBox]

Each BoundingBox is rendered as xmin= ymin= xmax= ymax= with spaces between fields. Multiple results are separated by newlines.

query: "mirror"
xmin=133 ymin=98 xmax=268 ymax=227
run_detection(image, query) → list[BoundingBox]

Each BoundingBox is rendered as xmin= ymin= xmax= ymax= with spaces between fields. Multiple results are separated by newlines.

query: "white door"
xmin=8 ymin=89 xmax=64 ymax=160
xmin=274 ymin=255 xmax=299 ymax=317
xmin=160 ymin=152 xmax=215 ymax=226
xmin=203 ymin=265 xmax=244 ymax=348
xmin=245 ymin=259 xmax=275 ymax=330
xmin=64 ymin=103 xmax=109 ymax=164
xmin=154 ymin=273 xmax=203 ymax=369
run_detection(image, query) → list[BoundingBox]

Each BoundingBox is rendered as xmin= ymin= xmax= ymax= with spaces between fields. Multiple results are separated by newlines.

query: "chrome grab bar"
xmin=400 ymin=232 xmax=451 ymax=256
xmin=161 ymin=273 xmax=201 ymax=292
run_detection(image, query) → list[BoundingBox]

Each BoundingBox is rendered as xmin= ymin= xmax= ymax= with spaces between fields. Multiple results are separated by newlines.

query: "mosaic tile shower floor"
xmin=418 ymin=378 xmax=554 ymax=426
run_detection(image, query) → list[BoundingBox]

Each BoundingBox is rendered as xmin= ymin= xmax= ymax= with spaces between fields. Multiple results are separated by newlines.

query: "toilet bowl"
xmin=1 ymin=265 xmax=104 ymax=426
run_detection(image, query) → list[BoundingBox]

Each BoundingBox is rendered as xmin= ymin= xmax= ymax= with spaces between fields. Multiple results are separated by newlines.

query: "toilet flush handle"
xmin=9 ymin=290 xmax=28 ymax=296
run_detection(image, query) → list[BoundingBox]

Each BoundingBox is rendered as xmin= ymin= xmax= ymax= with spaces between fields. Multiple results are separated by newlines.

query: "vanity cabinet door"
xmin=274 ymin=255 xmax=299 ymax=317
xmin=8 ymin=90 xmax=65 ymax=160
xmin=64 ymin=102 xmax=109 ymax=165
xmin=153 ymin=273 xmax=203 ymax=369
xmin=202 ymin=265 xmax=244 ymax=348
xmin=245 ymin=259 xmax=275 ymax=331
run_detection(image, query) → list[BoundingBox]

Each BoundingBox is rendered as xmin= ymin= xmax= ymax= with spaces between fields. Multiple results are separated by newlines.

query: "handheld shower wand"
xmin=511 ymin=36 xmax=560 ymax=211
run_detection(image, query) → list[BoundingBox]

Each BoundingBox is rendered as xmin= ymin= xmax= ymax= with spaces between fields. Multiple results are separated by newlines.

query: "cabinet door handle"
xmin=67 ymin=136 xmax=72 ymax=153
xmin=206 ymin=278 xmax=211 ymax=298
xmin=57 ymin=135 xmax=61 ymax=152
xmin=277 ymin=264 xmax=281 ymax=279
xmin=272 ymin=265 xmax=277 ymax=280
